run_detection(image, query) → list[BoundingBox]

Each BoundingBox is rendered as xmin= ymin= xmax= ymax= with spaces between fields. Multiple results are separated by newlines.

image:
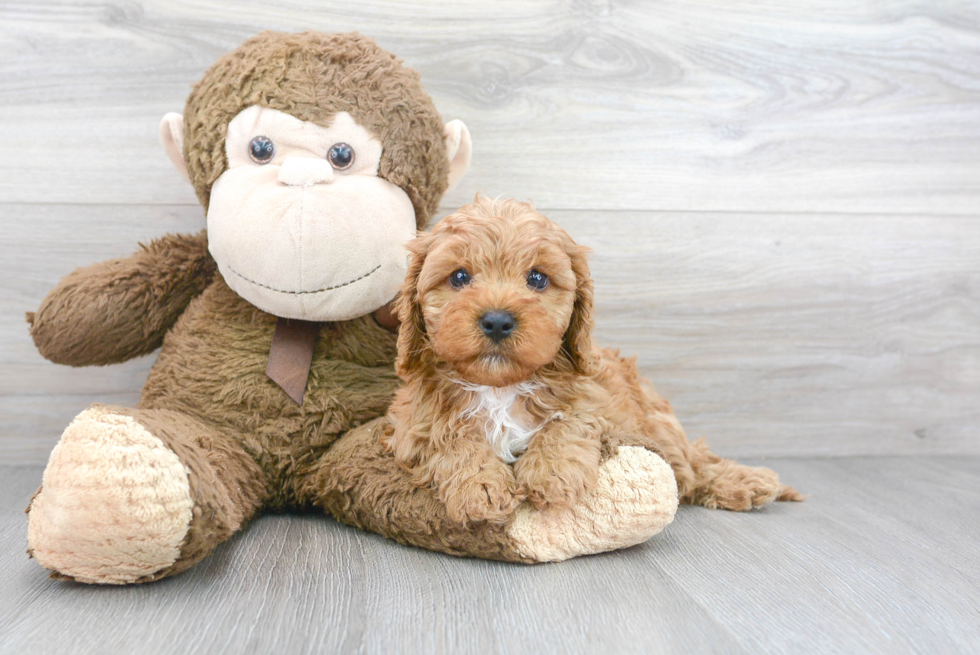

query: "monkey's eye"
xmin=449 ymin=268 xmax=471 ymax=289
xmin=248 ymin=136 xmax=276 ymax=164
xmin=327 ymin=143 xmax=354 ymax=170
xmin=527 ymin=269 xmax=549 ymax=290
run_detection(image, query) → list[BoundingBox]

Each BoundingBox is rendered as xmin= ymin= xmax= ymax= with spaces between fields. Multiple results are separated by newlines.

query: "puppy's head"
xmin=395 ymin=196 xmax=597 ymax=386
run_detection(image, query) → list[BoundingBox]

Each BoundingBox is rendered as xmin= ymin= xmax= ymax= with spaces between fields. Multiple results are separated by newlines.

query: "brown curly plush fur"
xmin=385 ymin=197 xmax=804 ymax=519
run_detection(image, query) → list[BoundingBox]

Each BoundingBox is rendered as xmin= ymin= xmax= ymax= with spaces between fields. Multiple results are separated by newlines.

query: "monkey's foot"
xmin=27 ymin=406 xmax=194 ymax=584
xmin=506 ymin=446 xmax=678 ymax=562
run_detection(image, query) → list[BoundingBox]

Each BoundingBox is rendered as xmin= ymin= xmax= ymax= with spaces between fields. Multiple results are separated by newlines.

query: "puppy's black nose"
xmin=480 ymin=310 xmax=516 ymax=343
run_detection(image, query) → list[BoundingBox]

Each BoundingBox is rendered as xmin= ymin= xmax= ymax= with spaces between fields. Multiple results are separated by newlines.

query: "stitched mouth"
xmin=226 ymin=263 xmax=382 ymax=295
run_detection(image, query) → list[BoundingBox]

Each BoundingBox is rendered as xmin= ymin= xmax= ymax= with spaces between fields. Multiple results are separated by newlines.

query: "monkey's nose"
xmin=479 ymin=310 xmax=516 ymax=343
xmin=278 ymin=157 xmax=335 ymax=187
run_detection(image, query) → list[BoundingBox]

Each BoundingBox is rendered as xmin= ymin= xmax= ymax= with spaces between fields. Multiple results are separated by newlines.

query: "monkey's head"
xmin=159 ymin=31 xmax=471 ymax=321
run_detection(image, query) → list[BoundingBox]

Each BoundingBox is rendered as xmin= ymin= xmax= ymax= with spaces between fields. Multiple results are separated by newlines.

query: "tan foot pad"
xmin=27 ymin=407 xmax=193 ymax=584
xmin=507 ymin=446 xmax=678 ymax=562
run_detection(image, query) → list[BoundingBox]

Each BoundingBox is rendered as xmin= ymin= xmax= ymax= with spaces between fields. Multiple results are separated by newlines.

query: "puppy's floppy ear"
xmin=395 ymin=232 xmax=436 ymax=379
xmin=562 ymin=242 xmax=599 ymax=376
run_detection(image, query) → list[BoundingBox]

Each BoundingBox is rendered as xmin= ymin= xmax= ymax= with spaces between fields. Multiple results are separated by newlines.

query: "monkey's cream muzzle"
xmin=205 ymin=106 xmax=417 ymax=322
xmin=209 ymin=169 xmax=415 ymax=321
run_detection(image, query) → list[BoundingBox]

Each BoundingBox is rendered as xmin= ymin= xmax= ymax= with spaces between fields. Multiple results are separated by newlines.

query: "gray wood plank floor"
xmin=2 ymin=458 xmax=978 ymax=655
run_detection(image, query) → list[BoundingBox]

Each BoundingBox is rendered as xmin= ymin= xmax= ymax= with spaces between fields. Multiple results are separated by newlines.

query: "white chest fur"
xmin=456 ymin=380 xmax=553 ymax=463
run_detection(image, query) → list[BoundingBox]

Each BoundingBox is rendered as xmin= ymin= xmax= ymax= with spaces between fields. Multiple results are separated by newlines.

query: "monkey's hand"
xmin=28 ymin=230 xmax=216 ymax=366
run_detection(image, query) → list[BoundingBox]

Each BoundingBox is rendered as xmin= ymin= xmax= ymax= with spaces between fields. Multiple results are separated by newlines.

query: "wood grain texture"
xmin=3 ymin=2 xmax=979 ymax=653
xmin=2 ymin=458 xmax=978 ymax=654
xmin=4 ymin=204 xmax=977 ymax=462
xmin=0 ymin=0 xmax=979 ymax=213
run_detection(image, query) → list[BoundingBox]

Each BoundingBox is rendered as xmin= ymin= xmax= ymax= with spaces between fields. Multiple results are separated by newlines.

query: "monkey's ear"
xmin=443 ymin=120 xmax=472 ymax=193
xmin=159 ymin=113 xmax=190 ymax=183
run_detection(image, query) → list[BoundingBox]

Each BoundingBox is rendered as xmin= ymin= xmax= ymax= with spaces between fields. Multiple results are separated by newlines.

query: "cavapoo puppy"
xmin=384 ymin=196 xmax=802 ymax=525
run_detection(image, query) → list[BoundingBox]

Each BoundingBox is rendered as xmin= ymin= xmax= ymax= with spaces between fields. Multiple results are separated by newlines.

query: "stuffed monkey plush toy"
xmin=25 ymin=31 xmax=678 ymax=584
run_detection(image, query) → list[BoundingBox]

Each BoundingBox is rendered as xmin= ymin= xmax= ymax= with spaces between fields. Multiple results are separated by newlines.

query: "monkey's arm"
xmin=28 ymin=230 xmax=216 ymax=366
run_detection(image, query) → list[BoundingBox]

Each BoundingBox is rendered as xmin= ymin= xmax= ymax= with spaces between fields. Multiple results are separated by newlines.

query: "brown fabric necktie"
xmin=266 ymin=303 xmax=401 ymax=405
xmin=266 ymin=318 xmax=323 ymax=405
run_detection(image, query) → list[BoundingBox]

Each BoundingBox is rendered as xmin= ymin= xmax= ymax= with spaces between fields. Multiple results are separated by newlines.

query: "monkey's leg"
xmin=27 ymin=405 xmax=267 ymax=584
xmin=300 ymin=418 xmax=678 ymax=563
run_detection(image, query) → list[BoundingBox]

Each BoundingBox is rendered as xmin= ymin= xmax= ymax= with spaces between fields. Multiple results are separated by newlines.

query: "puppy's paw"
xmin=441 ymin=465 xmax=524 ymax=525
xmin=515 ymin=447 xmax=600 ymax=512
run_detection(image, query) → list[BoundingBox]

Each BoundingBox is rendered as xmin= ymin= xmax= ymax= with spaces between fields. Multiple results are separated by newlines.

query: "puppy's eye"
xmin=249 ymin=136 xmax=276 ymax=164
xmin=526 ymin=269 xmax=549 ymax=290
xmin=327 ymin=143 xmax=354 ymax=170
xmin=449 ymin=268 xmax=471 ymax=289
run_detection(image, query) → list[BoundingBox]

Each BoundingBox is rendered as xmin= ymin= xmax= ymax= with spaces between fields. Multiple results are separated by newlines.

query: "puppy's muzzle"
xmin=479 ymin=310 xmax=516 ymax=343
